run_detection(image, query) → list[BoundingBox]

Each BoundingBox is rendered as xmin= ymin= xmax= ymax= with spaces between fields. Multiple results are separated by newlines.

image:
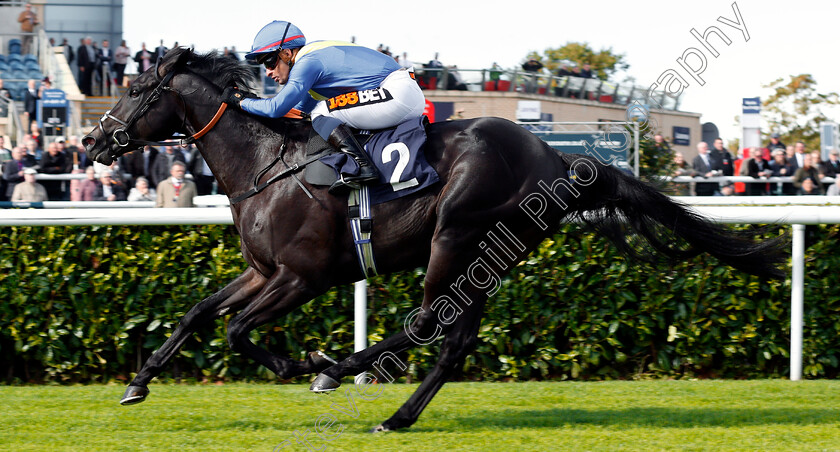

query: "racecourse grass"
xmin=1 ymin=380 xmax=839 ymax=451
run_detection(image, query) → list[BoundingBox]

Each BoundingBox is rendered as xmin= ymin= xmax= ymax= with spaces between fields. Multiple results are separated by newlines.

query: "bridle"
xmin=97 ymin=59 xmax=228 ymax=159
xmin=93 ymin=54 xmax=314 ymax=205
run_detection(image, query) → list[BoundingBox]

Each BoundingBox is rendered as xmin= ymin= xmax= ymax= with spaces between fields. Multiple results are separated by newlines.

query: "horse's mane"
xmin=163 ymin=47 xmax=257 ymax=93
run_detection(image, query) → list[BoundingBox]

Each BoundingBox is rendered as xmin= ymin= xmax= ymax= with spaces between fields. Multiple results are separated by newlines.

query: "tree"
xmin=527 ymin=42 xmax=629 ymax=80
xmin=762 ymin=74 xmax=839 ymax=150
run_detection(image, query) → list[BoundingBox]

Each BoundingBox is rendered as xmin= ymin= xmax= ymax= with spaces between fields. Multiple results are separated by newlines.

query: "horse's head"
xmin=84 ymin=48 xmax=256 ymax=165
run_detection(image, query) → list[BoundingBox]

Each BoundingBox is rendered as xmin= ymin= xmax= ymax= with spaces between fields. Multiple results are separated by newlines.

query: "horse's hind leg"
xmin=122 ymin=267 xmax=266 ymax=405
xmin=225 ymin=265 xmax=333 ymax=380
xmin=374 ymin=301 xmax=486 ymax=432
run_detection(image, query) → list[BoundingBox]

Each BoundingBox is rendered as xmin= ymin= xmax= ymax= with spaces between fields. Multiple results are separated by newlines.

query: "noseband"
xmin=97 ymin=62 xmax=228 ymax=158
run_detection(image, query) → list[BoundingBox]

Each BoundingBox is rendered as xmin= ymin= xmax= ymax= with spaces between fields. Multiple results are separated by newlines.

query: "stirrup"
xmin=329 ymin=174 xmax=362 ymax=195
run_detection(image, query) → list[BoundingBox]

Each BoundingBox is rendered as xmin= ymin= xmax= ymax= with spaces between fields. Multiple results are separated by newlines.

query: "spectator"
xmin=114 ymin=40 xmax=131 ymax=86
xmin=0 ymin=79 xmax=11 ymax=100
xmin=229 ymin=46 xmax=239 ymax=60
xmin=556 ymin=62 xmax=573 ymax=77
xmin=652 ymin=134 xmax=672 ymax=154
xmin=127 ymin=176 xmax=156 ymax=201
xmin=78 ymin=37 xmax=97 ymax=95
xmin=23 ymin=79 xmax=39 ymax=131
xmin=154 ymin=39 xmax=168 ymax=63
xmin=521 ymin=57 xmax=543 ymax=73
xmin=768 ymin=149 xmax=795 ymax=195
xmin=3 ymin=147 xmax=37 ymax=199
xmin=808 ymin=150 xmax=829 ymax=190
xmin=692 ymin=141 xmax=718 ymax=196
xmin=397 ymin=52 xmax=413 ymax=70
xmin=809 ymin=151 xmax=826 ymax=176
xmin=822 ymin=148 xmax=840 ymax=177
xmin=580 ymin=62 xmax=594 ymax=79
xmin=445 ymin=65 xmax=467 ymax=90
xmin=740 ymin=147 xmax=772 ymax=196
xmin=790 ymin=142 xmax=807 ymax=170
xmin=26 ymin=121 xmax=43 ymax=150
xmin=792 ymin=154 xmax=823 ymax=194
xmin=710 ymin=138 xmax=734 ymax=176
xmin=422 ymin=52 xmax=444 ymax=89
xmin=150 ymin=146 xmax=185 ymax=188
xmin=23 ymin=137 xmax=42 ymax=163
xmin=156 ymin=161 xmax=197 ymax=207
xmin=10 ymin=167 xmax=47 ymax=202
xmin=187 ymin=148 xmax=215 ymax=196
xmin=39 ymin=140 xmax=69 ymax=200
xmin=91 ymin=160 xmax=126 ymax=194
xmin=521 ymin=58 xmax=543 ymax=94
xmin=0 ymin=136 xmax=12 ymax=163
xmin=134 ymin=43 xmax=154 ymax=73
xmin=17 ymin=3 xmax=39 ymax=55
xmin=826 ymin=175 xmax=840 ymax=196
xmin=716 ymin=182 xmax=735 ymax=196
xmin=64 ymin=135 xmax=90 ymax=170
xmin=79 ymin=166 xmax=99 ymax=200
xmin=798 ymin=177 xmax=821 ymax=195
xmin=671 ymin=152 xmax=694 ymax=196
xmin=766 ymin=133 xmax=786 ymax=152
xmin=94 ymin=170 xmax=127 ymax=201
xmin=97 ymin=39 xmax=114 ymax=94
xmin=488 ymin=62 xmax=503 ymax=90
xmin=0 ymin=137 xmax=12 ymax=201
xmin=61 ymin=38 xmax=75 ymax=66
xmin=122 ymin=145 xmax=159 ymax=186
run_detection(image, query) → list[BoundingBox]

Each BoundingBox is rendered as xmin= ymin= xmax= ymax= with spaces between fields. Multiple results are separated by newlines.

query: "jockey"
xmin=224 ymin=20 xmax=427 ymax=194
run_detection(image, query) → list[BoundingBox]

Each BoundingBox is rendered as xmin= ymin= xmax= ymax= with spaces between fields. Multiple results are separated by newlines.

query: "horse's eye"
xmin=129 ymin=89 xmax=140 ymax=97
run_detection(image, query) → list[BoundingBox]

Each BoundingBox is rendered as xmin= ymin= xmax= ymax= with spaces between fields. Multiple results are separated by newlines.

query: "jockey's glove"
xmin=222 ymin=86 xmax=256 ymax=107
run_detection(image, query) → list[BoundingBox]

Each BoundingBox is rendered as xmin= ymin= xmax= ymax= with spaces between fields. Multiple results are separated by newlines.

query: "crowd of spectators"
xmin=1 ymin=134 xmax=211 ymax=207
xmin=669 ymin=133 xmax=839 ymax=196
xmin=54 ymin=36 xmax=238 ymax=96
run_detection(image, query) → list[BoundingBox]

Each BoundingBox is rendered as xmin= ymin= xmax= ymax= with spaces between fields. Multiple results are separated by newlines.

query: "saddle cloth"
xmin=307 ymin=116 xmax=439 ymax=204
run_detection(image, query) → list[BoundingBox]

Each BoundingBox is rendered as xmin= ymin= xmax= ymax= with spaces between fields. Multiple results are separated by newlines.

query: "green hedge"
xmin=1 ymin=224 xmax=838 ymax=384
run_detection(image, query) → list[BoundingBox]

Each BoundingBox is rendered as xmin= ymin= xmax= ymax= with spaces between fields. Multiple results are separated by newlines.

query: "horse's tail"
xmin=562 ymin=154 xmax=788 ymax=279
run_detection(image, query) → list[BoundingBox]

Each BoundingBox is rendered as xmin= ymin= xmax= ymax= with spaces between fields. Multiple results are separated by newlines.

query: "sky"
xmin=123 ymin=0 xmax=840 ymax=144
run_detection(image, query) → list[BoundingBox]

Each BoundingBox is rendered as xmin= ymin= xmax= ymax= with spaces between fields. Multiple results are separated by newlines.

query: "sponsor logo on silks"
xmin=326 ymin=88 xmax=393 ymax=112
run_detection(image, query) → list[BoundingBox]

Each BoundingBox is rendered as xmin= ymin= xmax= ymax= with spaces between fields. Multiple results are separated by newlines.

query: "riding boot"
xmin=328 ymin=124 xmax=380 ymax=194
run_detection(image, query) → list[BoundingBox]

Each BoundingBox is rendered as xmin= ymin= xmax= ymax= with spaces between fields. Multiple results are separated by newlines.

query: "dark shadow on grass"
xmin=411 ymin=407 xmax=840 ymax=432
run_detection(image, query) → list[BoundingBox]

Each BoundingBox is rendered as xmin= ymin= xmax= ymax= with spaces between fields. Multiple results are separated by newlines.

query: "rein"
xmin=229 ymin=133 xmax=323 ymax=205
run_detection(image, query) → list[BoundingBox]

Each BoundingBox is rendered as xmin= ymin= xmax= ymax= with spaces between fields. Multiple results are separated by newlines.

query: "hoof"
xmin=308 ymin=350 xmax=338 ymax=371
xmin=369 ymin=424 xmax=393 ymax=434
xmin=120 ymin=385 xmax=150 ymax=405
xmin=310 ymin=373 xmax=340 ymax=393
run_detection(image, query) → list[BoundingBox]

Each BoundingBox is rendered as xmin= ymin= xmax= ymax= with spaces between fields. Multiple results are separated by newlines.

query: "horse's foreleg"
xmin=121 ymin=267 xmax=266 ymax=405
xmin=225 ymin=265 xmax=332 ymax=379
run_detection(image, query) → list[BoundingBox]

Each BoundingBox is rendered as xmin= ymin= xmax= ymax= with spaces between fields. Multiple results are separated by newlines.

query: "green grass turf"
xmin=1 ymin=380 xmax=838 ymax=451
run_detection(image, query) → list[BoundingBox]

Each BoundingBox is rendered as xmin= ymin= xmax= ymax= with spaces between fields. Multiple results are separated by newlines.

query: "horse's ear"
xmin=156 ymin=48 xmax=192 ymax=79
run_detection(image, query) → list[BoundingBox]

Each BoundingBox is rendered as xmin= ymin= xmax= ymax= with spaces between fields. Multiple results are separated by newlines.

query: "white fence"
xmin=3 ymin=197 xmax=839 ymax=380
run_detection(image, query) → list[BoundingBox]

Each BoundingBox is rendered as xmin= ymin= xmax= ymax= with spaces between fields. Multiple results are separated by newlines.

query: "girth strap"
xmin=348 ymin=186 xmax=377 ymax=278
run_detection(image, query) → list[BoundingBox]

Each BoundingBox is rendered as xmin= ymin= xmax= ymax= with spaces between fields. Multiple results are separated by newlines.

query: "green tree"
xmin=527 ymin=42 xmax=629 ymax=80
xmin=762 ymin=74 xmax=839 ymax=150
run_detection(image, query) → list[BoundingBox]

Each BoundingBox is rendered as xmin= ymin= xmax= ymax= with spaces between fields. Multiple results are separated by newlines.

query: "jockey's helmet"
xmin=245 ymin=21 xmax=306 ymax=61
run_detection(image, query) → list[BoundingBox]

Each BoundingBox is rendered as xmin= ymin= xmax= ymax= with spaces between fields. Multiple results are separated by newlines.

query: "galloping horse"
xmin=84 ymin=48 xmax=786 ymax=432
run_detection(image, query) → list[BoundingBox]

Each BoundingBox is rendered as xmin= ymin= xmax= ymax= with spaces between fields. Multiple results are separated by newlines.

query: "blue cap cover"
xmin=244 ymin=21 xmax=306 ymax=60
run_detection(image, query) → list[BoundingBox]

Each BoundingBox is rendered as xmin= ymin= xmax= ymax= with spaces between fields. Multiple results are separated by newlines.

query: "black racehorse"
xmin=84 ymin=48 xmax=786 ymax=432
